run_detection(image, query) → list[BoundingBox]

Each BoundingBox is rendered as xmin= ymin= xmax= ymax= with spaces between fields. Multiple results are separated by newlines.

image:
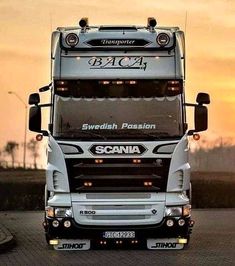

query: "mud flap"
xmin=53 ymin=239 xmax=90 ymax=250
xmin=147 ymin=238 xmax=184 ymax=250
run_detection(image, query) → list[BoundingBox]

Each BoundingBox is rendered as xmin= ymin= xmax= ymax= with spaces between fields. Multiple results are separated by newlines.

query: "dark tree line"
xmin=190 ymin=137 xmax=235 ymax=172
xmin=0 ymin=138 xmax=40 ymax=169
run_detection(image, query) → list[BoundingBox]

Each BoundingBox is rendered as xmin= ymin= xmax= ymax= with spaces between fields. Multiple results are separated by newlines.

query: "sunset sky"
xmin=0 ymin=0 xmax=235 ymax=165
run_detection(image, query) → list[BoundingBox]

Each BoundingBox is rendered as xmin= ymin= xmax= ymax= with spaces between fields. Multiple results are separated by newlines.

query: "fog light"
xmin=166 ymin=219 xmax=174 ymax=227
xmin=178 ymin=218 xmax=185 ymax=226
xmin=178 ymin=238 xmax=188 ymax=244
xmin=64 ymin=220 xmax=71 ymax=228
xmin=52 ymin=220 xmax=60 ymax=228
xmin=49 ymin=239 xmax=59 ymax=245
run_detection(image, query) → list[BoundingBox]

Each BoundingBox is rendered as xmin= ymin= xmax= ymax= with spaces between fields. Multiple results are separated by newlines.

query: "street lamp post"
xmin=8 ymin=91 xmax=27 ymax=169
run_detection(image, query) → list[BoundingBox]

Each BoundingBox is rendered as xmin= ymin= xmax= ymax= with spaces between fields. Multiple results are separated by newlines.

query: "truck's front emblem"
xmin=89 ymin=144 xmax=147 ymax=155
xmin=151 ymin=209 xmax=157 ymax=215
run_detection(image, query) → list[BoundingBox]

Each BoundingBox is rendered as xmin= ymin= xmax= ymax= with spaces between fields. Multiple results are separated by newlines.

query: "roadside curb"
xmin=0 ymin=223 xmax=16 ymax=253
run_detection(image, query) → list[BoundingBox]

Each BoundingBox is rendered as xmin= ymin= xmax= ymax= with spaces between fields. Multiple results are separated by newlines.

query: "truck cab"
xmin=29 ymin=18 xmax=209 ymax=250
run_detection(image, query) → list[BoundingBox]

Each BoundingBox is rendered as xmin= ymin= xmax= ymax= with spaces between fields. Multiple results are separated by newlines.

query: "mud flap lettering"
xmin=147 ymin=239 xmax=184 ymax=250
xmin=54 ymin=239 xmax=90 ymax=250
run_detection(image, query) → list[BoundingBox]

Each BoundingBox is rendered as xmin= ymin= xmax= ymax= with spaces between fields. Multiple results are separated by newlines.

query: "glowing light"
xmin=193 ymin=134 xmax=200 ymax=141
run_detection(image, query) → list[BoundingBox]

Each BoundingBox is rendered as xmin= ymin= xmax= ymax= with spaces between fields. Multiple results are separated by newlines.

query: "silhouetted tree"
xmin=4 ymin=141 xmax=19 ymax=167
xmin=27 ymin=138 xmax=40 ymax=169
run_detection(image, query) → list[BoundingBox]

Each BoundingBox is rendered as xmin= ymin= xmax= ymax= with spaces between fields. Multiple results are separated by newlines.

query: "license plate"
xmin=103 ymin=231 xmax=135 ymax=239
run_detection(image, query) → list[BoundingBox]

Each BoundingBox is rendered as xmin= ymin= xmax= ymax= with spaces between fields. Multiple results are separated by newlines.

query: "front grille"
xmin=66 ymin=158 xmax=170 ymax=192
xmin=91 ymin=215 xmax=146 ymax=220
xmin=72 ymin=200 xmax=165 ymax=225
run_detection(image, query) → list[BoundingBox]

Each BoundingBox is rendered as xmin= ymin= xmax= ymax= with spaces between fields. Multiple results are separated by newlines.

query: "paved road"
xmin=0 ymin=210 xmax=234 ymax=266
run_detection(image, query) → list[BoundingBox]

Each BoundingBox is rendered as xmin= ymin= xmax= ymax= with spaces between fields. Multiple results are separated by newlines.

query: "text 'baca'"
xmin=88 ymin=56 xmax=147 ymax=70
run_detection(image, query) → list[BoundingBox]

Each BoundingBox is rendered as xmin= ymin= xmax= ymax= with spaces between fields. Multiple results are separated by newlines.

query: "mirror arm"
xmin=187 ymin=130 xmax=195 ymax=136
xmin=38 ymin=103 xmax=52 ymax=107
xmin=41 ymin=130 xmax=49 ymax=136
xmin=39 ymin=83 xmax=52 ymax=92
xmin=184 ymin=103 xmax=197 ymax=107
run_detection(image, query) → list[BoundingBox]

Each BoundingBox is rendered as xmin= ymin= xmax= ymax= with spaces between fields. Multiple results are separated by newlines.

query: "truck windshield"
xmin=53 ymin=80 xmax=183 ymax=140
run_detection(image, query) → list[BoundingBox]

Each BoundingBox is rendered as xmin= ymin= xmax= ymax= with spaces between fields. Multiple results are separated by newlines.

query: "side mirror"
xmin=29 ymin=106 xmax=42 ymax=132
xmin=196 ymin=93 xmax=210 ymax=105
xmin=29 ymin=93 xmax=40 ymax=105
xmin=195 ymin=105 xmax=208 ymax=132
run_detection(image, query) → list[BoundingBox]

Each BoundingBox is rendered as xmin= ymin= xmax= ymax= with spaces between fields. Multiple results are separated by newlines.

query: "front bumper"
xmin=44 ymin=216 xmax=193 ymax=241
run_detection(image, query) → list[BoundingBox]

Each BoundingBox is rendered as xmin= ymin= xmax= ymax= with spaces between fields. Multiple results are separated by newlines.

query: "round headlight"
xmin=64 ymin=220 xmax=71 ymax=228
xmin=166 ymin=219 xmax=174 ymax=227
xmin=156 ymin=33 xmax=170 ymax=47
xmin=65 ymin=33 xmax=79 ymax=47
xmin=52 ymin=220 xmax=60 ymax=228
xmin=178 ymin=219 xmax=185 ymax=226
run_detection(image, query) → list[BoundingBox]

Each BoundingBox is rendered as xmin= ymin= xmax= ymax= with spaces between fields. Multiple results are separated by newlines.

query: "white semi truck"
xmin=29 ymin=18 xmax=210 ymax=250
